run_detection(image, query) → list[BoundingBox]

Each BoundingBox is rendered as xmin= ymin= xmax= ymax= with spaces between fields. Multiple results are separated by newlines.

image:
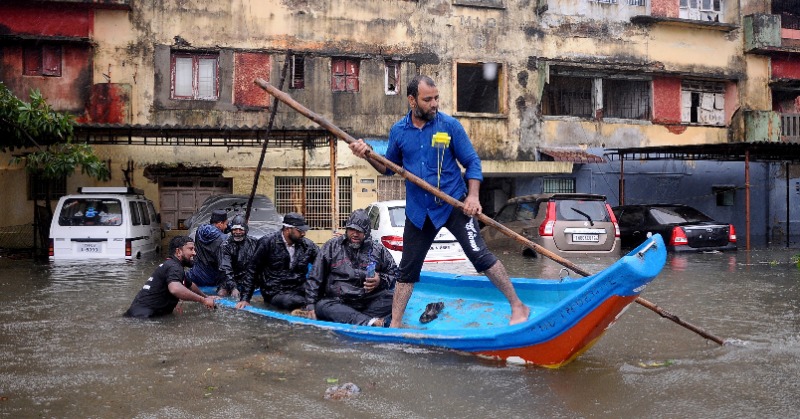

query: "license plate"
xmin=429 ymin=244 xmax=452 ymax=251
xmin=78 ymin=243 xmax=101 ymax=253
xmin=572 ymin=234 xmax=599 ymax=243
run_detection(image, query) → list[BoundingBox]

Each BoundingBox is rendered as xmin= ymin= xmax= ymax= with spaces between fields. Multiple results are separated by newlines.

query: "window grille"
xmin=378 ymin=176 xmax=406 ymax=201
xmin=542 ymin=76 xmax=593 ymax=117
xmin=543 ymin=178 xmax=576 ymax=194
xmin=628 ymin=0 xmax=646 ymax=5
xmin=28 ymin=174 xmax=67 ymax=201
xmin=774 ymin=0 xmax=800 ymax=30
xmin=603 ymin=79 xmax=651 ymax=120
xmin=591 ymin=0 xmax=617 ymax=3
xmin=275 ymin=176 xmax=352 ymax=230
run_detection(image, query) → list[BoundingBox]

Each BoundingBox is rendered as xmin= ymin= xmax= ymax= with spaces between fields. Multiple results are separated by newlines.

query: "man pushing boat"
xmin=349 ymin=74 xmax=530 ymax=328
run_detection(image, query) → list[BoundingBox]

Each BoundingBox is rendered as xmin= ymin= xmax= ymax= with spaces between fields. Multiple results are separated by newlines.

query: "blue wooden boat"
xmin=207 ymin=234 xmax=666 ymax=368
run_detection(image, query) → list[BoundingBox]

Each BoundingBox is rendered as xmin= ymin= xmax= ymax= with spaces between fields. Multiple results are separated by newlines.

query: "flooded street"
xmin=2 ymin=247 xmax=800 ymax=418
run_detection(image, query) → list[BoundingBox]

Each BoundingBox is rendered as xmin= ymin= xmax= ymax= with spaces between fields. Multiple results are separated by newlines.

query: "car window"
xmin=367 ymin=206 xmax=380 ymax=230
xmin=555 ymin=200 xmax=609 ymax=222
xmin=516 ymin=202 xmax=537 ymax=221
xmin=495 ymin=204 xmax=517 ymax=223
xmin=129 ymin=202 xmax=142 ymax=226
xmin=388 ymin=206 xmax=406 ymax=228
xmin=649 ymin=206 xmax=712 ymax=224
xmin=618 ymin=208 xmax=644 ymax=226
xmin=58 ymin=198 xmax=123 ymax=227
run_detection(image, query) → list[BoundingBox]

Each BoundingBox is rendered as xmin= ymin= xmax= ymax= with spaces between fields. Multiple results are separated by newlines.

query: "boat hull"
xmin=208 ymin=234 xmax=666 ymax=368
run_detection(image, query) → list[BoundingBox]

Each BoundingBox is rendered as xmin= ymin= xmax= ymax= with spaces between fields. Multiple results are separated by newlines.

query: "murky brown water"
xmin=1 ymin=248 xmax=800 ymax=418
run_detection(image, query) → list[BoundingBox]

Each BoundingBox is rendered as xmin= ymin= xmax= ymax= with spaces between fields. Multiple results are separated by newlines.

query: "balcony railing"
xmin=783 ymin=113 xmax=800 ymax=142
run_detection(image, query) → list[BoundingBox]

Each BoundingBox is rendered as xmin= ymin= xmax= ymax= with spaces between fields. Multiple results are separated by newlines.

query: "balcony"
xmin=744 ymin=14 xmax=800 ymax=54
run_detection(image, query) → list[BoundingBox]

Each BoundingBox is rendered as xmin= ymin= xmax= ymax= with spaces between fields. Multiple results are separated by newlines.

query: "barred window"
xmin=543 ymin=178 xmax=576 ymax=194
xmin=290 ymin=54 xmax=305 ymax=90
xmin=542 ymin=76 xmax=593 ymax=118
xmin=603 ymin=79 xmax=651 ymax=120
xmin=28 ymin=174 xmax=67 ymax=201
xmin=275 ymin=176 xmax=352 ymax=230
xmin=377 ymin=176 xmax=406 ymax=201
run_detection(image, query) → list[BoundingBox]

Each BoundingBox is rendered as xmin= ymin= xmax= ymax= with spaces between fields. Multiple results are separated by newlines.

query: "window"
xmin=385 ymin=61 xmax=400 ymax=95
xmin=679 ymin=0 xmax=723 ymax=22
xmin=543 ymin=75 xmax=651 ymax=120
xmin=378 ymin=176 xmax=405 ymax=201
xmin=171 ymin=52 xmax=219 ymax=100
xmin=628 ymin=0 xmax=646 ymax=5
xmin=290 ymin=54 xmax=305 ymax=90
xmin=129 ymin=202 xmax=142 ymax=226
xmin=681 ymin=81 xmax=725 ymax=126
xmin=603 ymin=79 xmax=651 ymax=120
xmin=331 ymin=58 xmax=359 ymax=92
xmin=57 ymin=198 xmax=123 ymax=227
xmin=23 ymin=45 xmax=62 ymax=77
xmin=542 ymin=76 xmax=594 ymax=117
xmin=456 ymin=62 xmax=503 ymax=114
xmin=773 ymin=1 xmax=800 ymax=30
xmin=275 ymin=176 xmax=352 ymax=230
xmin=713 ymin=186 xmax=735 ymax=206
xmin=543 ymin=178 xmax=576 ymax=193
xmin=28 ymin=174 xmax=67 ymax=201
xmin=591 ymin=0 xmax=617 ymax=3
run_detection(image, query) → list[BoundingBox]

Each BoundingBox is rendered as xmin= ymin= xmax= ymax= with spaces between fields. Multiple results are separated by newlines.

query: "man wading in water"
xmin=349 ymin=74 xmax=530 ymax=328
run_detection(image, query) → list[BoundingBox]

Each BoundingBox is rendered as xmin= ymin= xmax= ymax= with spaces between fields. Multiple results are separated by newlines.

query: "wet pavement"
xmin=1 ymin=247 xmax=800 ymax=418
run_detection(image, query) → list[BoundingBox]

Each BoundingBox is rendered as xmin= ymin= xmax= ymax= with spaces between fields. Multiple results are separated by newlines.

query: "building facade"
xmin=1 ymin=0 xmax=798 ymax=246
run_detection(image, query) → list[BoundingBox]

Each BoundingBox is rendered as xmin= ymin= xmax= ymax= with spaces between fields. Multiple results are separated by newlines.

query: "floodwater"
xmin=1 ymin=247 xmax=800 ymax=418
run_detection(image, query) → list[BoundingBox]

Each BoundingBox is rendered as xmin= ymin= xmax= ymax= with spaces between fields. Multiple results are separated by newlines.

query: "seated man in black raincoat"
xmin=236 ymin=212 xmax=319 ymax=311
xmin=217 ymin=214 xmax=258 ymax=300
xmin=303 ymin=209 xmax=399 ymax=327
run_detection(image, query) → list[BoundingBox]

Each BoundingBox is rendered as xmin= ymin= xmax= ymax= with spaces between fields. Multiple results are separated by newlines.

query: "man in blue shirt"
xmin=350 ymin=74 xmax=529 ymax=328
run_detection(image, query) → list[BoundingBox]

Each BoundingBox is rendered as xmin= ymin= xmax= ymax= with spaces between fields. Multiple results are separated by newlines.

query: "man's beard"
xmin=414 ymin=106 xmax=436 ymax=122
xmin=180 ymin=255 xmax=194 ymax=268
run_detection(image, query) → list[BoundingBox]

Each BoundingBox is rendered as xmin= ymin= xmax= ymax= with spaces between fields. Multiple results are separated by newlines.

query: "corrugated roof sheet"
xmin=539 ymin=147 xmax=605 ymax=163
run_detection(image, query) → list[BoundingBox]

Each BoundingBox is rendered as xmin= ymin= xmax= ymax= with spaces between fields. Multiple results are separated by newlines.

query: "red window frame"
xmin=331 ymin=58 xmax=360 ymax=92
xmin=170 ymin=52 xmax=220 ymax=100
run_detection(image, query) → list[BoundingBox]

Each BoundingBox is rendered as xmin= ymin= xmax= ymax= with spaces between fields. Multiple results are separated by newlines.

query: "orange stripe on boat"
xmin=478 ymin=295 xmax=638 ymax=368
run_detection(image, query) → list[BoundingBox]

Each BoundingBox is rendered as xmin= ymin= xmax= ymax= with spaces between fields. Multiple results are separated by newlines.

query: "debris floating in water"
xmin=324 ymin=382 xmax=361 ymax=400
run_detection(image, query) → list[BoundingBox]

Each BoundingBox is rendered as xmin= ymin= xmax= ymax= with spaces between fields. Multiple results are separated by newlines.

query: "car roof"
xmin=369 ymin=200 xmax=406 ymax=207
xmin=507 ymin=193 xmax=608 ymax=204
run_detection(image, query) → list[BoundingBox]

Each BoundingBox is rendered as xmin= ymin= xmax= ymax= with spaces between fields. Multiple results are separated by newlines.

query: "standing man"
xmin=187 ymin=209 xmax=228 ymax=289
xmin=349 ymin=74 xmax=530 ymax=328
xmin=125 ymin=236 xmax=217 ymax=318
xmin=217 ymin=214 xmax=258 ymax=300
xmin=236 ymin=212 xmax=319 ymax=311
xmin=304 ymin=209 xmax=399 ymax=327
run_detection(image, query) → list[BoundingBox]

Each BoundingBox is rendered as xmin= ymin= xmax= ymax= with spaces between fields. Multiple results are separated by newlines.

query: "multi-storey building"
xmin=1 ymin=0 xmax=798 ymax=246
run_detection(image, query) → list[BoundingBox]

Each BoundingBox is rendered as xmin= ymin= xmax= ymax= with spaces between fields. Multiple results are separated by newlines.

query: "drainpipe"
xmin=745 ymin=150 xmax=750 ymax=251
xmin=330 ymin=136 xmax=338 ymax=233
xmin=619 ymin=157 xmax=625 ymax=205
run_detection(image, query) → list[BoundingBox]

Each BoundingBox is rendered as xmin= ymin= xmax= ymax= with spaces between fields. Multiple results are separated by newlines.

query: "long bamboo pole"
xmin=254 ymin=78 xmax=725 ymax=345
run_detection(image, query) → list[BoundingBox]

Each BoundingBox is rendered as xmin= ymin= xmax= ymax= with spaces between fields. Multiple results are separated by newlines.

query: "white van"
xmin=49 ymin=187 xmax=163 ymax=260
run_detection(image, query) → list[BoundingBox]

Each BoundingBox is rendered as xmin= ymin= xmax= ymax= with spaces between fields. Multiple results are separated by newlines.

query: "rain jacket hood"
xmin=344 ymin=209 xmax=371 ymax=240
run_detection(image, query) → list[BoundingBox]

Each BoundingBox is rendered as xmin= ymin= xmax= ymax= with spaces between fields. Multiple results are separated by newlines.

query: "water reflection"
xmin=1 ymin=247 xmax=800 ymax=416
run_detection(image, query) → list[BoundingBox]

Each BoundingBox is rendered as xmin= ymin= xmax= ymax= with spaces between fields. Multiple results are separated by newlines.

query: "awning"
xmin=538 ymin=147 xmax=605 ymax=163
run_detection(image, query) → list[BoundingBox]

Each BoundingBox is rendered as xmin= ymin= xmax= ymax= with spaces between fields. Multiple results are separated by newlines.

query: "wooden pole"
xmin=254 ymin=79 xmax=726 ymax=345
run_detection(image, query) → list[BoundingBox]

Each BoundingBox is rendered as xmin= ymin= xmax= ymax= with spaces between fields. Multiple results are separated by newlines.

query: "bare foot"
xmin=509 ymin=304 xmax=530 ymax=325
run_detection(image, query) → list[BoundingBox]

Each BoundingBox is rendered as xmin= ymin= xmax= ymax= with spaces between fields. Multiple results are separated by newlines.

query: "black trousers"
xmin=265 ymin=289 xmax=306 ymax=311
xmin=314 ymin=290 xmax=393 ymax=326
xmin=399 ymin=209 xmax=497 ymax=283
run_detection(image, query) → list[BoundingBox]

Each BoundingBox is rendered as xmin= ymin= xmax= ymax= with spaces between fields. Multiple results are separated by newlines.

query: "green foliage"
xmin=1 ymin=82 xmax=109 ymax=181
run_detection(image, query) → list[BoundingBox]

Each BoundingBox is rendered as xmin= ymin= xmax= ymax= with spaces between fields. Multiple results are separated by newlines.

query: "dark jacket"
xmin=242 ymin=229 xmax=320 ymax=302
xmin=305 ymin=210 xmax=399 ymax=307
xmin=218 ymin=234 xmax=258 ymax=292
xmin=186 ymin=224 xmax=226 ymax=286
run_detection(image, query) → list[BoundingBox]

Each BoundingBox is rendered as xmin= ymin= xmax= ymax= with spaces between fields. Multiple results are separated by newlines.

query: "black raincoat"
xmin=305 ymin=209 xmax=399 ymax=307
xmin=218 ymin=234 xmax=258 ymax=294
xmin=241 ymin=229 xmax=319 ymax=303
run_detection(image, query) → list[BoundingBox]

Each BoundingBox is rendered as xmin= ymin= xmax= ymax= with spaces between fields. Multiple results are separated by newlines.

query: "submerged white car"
xmin=365 ymin=200 xmax=467 ymax=265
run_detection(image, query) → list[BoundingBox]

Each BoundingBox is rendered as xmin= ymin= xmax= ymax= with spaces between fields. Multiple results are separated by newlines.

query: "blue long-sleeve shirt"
xmin=384 ymin=111 xmax=483 ymax=229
